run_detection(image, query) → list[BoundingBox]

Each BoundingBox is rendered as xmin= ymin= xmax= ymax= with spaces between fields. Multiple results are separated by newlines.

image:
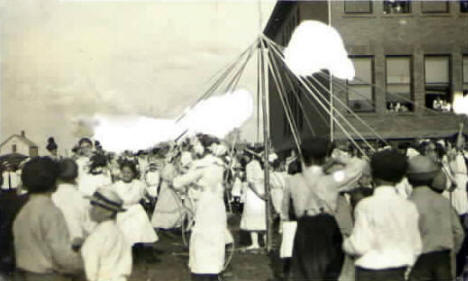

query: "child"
xmin=112 ymin=161 xmax=159 ymax=262
xmin=13 ymin=157 xmax=83 ymax=281
xmin=81 ymin=188 xmax=132 ymax=281
xmin=52 ymin=158 xmax=95 ymax=250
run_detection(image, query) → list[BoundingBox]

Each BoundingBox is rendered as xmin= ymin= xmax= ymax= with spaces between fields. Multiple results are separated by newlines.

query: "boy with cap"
xmin=343 ymin=150 xmax=422 ymax=281
xmin=407 ymin=155 xmax=465 ymax=281
xmin=81 ymin=187 xmax=132 ymax=281
xmin=13 ymin=157 xmax=83 ymax=281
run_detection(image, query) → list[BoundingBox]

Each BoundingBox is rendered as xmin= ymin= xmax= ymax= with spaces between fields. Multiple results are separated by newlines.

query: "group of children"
xmin=2 ymin=129 xmax=468 ymax=281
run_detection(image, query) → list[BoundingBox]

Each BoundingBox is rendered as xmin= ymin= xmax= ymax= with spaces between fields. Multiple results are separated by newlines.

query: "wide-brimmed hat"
xmin=88 ymin=188 xmax=125 ymax=212
xmin=407 ymin=155 xmax=439 ymax=181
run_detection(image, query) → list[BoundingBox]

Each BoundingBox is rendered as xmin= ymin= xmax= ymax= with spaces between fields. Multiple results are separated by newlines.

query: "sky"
xmin=1 ymin=0 xmax=276 ymax=155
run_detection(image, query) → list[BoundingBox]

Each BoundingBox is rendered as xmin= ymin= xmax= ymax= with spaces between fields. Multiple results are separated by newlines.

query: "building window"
xmin=347 ymin=57 xmax=374 ymax=113
xmin=344 ymin=1 xmax=372 ymax=13
xmin=12 ymin=144 xmax=17 ymax=153
xmin=383 ymin=0 xmax=411 ymax=14
xmin=463 ymin=56 xmax=468 ymax=95
xmin=422 ymin=1 xmax=449 ymax=13
xmin=425 ymin=55 xmax=451 ymax=111
xmin=461 ymin=0 xmax=468 ymax=12
xmin=386 ymin=56 xmax=413 ymax=112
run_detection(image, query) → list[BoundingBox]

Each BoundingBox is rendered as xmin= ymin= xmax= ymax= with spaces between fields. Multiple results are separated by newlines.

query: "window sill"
xmin=420 ymin=13 xmax=453 ymax=17
xmin=385 ymin=111 xmax=415 ymax=115
xmin=342 ymin=14 xmax=377 ymax=18
xmin=422 ymin=110 xmax=455 ymax=114
xmin=381 ymin=14 xmax=414 ymax=18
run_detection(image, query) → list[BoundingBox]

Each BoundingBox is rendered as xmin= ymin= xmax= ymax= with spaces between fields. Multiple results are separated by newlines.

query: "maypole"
xmin=258 ymin=0 xmax=273 ymax=252
xmin=328 ymin=0 xmax=334 ymax=142
xmin=259 ymin=37 xmax=273 ymax=252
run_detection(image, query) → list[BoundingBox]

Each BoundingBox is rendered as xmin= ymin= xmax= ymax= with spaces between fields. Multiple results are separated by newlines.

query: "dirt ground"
xmin=129 ymin=214 xmax=279 ymax=281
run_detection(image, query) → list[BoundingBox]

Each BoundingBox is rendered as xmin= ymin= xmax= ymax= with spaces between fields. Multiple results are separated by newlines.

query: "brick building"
xmin=264 ymin=0 xmax=468 ymax=151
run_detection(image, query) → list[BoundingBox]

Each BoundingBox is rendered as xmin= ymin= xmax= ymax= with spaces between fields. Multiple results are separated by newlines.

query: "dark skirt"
xmin=356 ymin=266 xmax=406 ymax=281
xmin=288 ymin=214 xmax=344 ymax=281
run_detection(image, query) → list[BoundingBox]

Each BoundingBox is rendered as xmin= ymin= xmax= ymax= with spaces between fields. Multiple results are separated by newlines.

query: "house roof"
xmin=0 ymin=134 xmax=38 ymax=149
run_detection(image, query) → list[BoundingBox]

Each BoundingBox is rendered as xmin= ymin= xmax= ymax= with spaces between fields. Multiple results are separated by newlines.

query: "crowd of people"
xmin=0 ymin=126 xmax=468 ymax=281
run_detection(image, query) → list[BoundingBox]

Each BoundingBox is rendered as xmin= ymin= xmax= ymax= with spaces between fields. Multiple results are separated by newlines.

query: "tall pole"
xmin=260 ymin=37 xmax=273 ymax=252
xmin=258 ymin=0 xmax=273 ymax=252
xmin=328 ymin=0 xmax=334 ymax=142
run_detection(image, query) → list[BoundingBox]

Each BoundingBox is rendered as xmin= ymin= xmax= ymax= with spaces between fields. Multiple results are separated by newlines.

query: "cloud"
xmin=82 ymin=89 xmax=254 ymax=153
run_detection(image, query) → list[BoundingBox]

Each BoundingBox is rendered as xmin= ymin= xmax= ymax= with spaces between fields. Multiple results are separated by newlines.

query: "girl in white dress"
xmin=151 ymin=163 xmax=185 ymax=229
xmin=172 ymin=135 xmax=232 ymax=281
xmin=111 ymin=161 xmax=158 ymax=252
xmin=240 ymin=154 xmax=266 ymax=250
xmin=78 ymin=154 xmax=112 ymax=197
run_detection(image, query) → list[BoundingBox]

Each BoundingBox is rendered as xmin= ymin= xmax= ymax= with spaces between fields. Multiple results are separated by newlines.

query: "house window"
xmin=463 ymin=56 xmax=468 ymax=95
xmin=425 ymin=55 xmax=451 ymax=111
xmin=344 ymin=1 xmax=372 ymax=13
xmin=422 ymin=1 xmax=449 ymax=13
xmin=29 ymin=146 xmax=39 ymax=157
xmin=461 ymin=0 xmax=468 ymax=12
xmin=386 ymin=56 xmax=413 ymax=112
xmin=383 ymin=0 xmax=411 ymax=14
xmin=12 ymin=144 xmax=17 ymax=153
xmin=347 ymin=57 xmax=374 ymax=113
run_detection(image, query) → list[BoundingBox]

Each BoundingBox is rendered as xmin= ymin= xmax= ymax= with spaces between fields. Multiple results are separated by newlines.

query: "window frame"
xmin=383 ymin=0 xmax=412 ymax=14
xmin=421 ymin=1 xmax=449 ymax=13
xmin=424 ymin=54 xmax=452 ymax=110
xmin=463 ymin=55 xmax=468 ymax=95
xmin=344 ymin=1 xmax=373 ymax=14
xmin=347 ymin=56 xmax=375 ymax=113
xmin=385 ymin=55 xmax=414 ymax=112
xmin=460 ymin=0 xmax=468 ymax=12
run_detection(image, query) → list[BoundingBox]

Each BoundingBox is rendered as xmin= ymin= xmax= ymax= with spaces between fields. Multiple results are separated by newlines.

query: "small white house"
xmin=0 ymin=131 xmax=38 ymax=157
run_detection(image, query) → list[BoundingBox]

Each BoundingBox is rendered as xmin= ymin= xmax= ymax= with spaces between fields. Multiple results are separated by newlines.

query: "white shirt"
xmin=231 ymin=177 xmax=243 ymax=198
xmin=343 ymin=186 xmax=422 ymax=269
xmin=81 ymin=220 xmax=132 ymax=281
xmin=1 ymin=171 xmax=21 ymax=190
xmin=144 ymin=170 xmax=160 ymax=198
xmin=395 ymin=177 xmax=412 ymax=199
xmin=111 ymin=179 xmax=146 ymax=206
xmin=78 ymin=173 xmax=112 ymax=197
xmin=173 ymin=154 xmax=224 ymax=195
xmin=52 ymin=183 xmax=94 ymax=239
xmin=112 ymin=180 xmax=146 ymax=207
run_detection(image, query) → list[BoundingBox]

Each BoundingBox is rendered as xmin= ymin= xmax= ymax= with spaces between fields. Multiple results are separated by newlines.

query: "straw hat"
xmin=88 ymin=188 xmax=125 ymax=212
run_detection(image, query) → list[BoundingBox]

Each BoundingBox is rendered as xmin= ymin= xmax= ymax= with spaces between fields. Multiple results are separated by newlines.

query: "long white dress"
xmin=151 ymin=181 xmax=184 ymax=229
xmin=270 ymin=171 xmax=287 ymax=215
xmin=443 ymin=153 xmax=468 ymax=215
xmin=173 ymin=154 xmax=232 ymax=274
xmin=111 ymin=179 xmax=159 ymax=245
xmin=240 ymin=160 xmax=266 ymax=231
